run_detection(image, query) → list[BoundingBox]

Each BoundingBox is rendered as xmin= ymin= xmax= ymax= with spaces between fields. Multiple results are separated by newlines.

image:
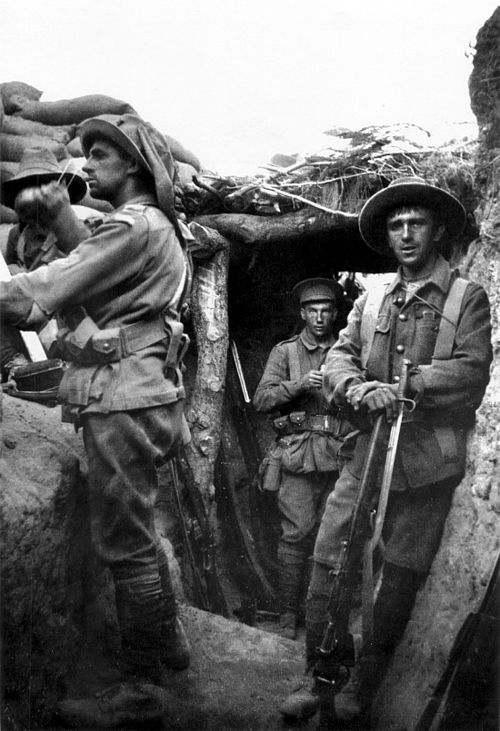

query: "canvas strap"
xmin=286 ymin=339 xmax=303 ymax=382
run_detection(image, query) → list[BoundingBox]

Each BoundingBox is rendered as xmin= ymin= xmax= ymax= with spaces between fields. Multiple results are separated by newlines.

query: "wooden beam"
xmin=194 ymin=208 xmax=358 ymax=246
xmin=184 ymin=242 xmax=230 ymax=507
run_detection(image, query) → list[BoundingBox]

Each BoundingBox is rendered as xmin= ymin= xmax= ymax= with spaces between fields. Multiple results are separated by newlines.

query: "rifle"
xmin=415 ymin=552 xmax=500 ymax=731
xmin=228 ymin=339 xmax=263 ymax=476
xmin=314 ymin=360 xmax=413 ymax=729
xmin=168 ymin=450 xmax=229 ymax=617
xmin=213 ymin=339 xmax=278 ymax=612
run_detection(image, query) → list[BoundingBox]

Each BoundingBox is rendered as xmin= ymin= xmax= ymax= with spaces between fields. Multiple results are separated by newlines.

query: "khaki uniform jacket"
xmin=0 ymin=194 xmax=187 ymax=412
xmin=253 ymin=329 xmax=348 ymax=474
xmin=253 ymin=328 xmax=335 ymax=415
xmin=323 ymin=256 xmax=493 ymax=488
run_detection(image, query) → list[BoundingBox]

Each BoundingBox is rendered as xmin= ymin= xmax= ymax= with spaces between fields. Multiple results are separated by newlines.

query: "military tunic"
xmin=253 ymin=329 xmax=342 ymax=544
xmin=0 ymin=193 xmax=188 ymax=573
xmin=315 ymin=256 xmax=492 ymax=572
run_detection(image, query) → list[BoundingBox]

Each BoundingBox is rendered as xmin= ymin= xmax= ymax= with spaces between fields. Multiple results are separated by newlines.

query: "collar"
xmin=115 ymin=193 xmax=158 ymax=210
xmin=386 ymin=254 xmax=452 ymax=295
xmin=299 ymin=328 xmax=336 ymax=351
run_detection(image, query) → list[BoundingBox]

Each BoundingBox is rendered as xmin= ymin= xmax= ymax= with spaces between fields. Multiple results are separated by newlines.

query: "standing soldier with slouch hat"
xmin=281 ymin=177 xmax=493 ymax=725
xmin=253 ymin=279 xmax=355 ymax=640
xmin=0 ymin=114 xmax=194 ymax=727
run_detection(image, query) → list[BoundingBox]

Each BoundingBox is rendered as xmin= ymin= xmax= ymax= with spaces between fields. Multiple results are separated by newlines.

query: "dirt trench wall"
xmin=373 ymin=10 xmax=500 ymax=730
xmin=0 ymin=395 xmax=185 ymax=730
xmin=0 ymin=397 xmax=87 ymax=728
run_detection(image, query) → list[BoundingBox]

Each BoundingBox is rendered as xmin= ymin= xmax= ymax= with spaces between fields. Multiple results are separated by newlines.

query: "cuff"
xmin=408 ymin=368 xmax=426 ymax=403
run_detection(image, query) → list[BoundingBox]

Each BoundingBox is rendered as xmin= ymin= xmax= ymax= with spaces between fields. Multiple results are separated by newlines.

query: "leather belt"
xmin=273 ymin=412 xmax=338 ymax=435
xmin=307 ymin=414 xmax=337 ymax=431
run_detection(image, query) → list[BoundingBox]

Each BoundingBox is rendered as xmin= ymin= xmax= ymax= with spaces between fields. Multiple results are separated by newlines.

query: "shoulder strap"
xmin=284 ymin=339 xmax=302 ymax=382
xmin=360 ymin=279 xmax=393 ymax=369
xmin=432 ymin=276 xmax=468 ymax=362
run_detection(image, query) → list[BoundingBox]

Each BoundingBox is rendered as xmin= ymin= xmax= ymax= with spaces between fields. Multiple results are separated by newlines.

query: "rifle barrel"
xmin=230 ymin=340 xmax=251 ymax=403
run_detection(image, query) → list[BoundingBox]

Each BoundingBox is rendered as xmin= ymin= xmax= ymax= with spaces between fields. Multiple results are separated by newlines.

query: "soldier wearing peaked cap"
xmin=253 ymin=277 xmax=355 ymax=641
xmin=0 ymin=114 xmax=195 ymax=726
xmin=281 ymin=177 xmax=493 ymax=724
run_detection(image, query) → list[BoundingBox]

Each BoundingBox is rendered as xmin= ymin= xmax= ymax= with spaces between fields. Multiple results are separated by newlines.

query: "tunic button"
xmin=102 ymin=342 xmax=111 ymax=351
xmin=399 ymin=313 xmax=408 ymax=322
xmin=395 ymin=296 xmax=405 ymax=306
xmin=396 ymin=344 xmax=405 ymax=354
xmin=393 ymin=375 xmax=400 ymax=383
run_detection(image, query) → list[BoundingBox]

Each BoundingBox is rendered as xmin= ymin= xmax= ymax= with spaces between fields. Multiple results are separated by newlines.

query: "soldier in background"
xmin=1 ymin=147 xmax=89 ymax=380
xmin=253 ymin=279 xmax=354 ymax=640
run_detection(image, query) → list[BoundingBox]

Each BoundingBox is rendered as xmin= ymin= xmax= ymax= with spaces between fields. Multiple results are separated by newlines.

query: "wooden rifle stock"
xmin=315 ymin=361 xmax=413 ymax=728
xmin=315 ymin=414 xmax=385 ymax=682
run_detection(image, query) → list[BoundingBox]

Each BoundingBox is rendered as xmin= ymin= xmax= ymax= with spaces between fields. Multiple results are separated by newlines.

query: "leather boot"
xmin=157 ymin=542 xmax=190 ymax=670
xmin=161 ymin=616 xmax=190 ymax=671
xmin=373 ymin=562 xmax=424 ymax=656
xmin=357 ymin=562 xmax=424 ymax=715
xmin=280 ymin=675 xmax=319 ymax=722
xmin=55 ymin=682 xmax=164 ymax=728
xmin=114 ymin=572 xmax=163 ymax=684
xmin=277 ymin=541 xmax=306 ymax=640
xmin=282 ymin=561 xmax=365 ymax=725
xmin=305 ymin=560 xmax=331 ymax=667
xmin=281 ymin=561 xmax=331 ymax=721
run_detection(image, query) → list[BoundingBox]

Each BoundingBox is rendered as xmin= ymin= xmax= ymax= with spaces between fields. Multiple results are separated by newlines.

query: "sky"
xmin=1 ymin=0 xmax=499 ymax=174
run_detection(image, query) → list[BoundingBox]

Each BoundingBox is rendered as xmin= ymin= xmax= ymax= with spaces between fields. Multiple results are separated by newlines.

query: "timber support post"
xmin=184 ymin=229 xmax=230 ymax=509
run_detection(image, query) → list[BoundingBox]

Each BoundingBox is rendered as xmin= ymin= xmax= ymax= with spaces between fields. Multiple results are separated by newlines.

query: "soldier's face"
xmin=82 ymin=140 xmax=134 ymax=201
xmin=301 ymin=301 xmax=336 ymax=339
xmin=386 ymin=206 xmax=445 ymax=275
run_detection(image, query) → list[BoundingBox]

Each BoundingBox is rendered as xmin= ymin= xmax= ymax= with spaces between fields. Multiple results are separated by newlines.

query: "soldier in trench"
xmin=0 ymin=146 xmax=91 ymax=381
xmin=253 ymin=278 xmax=355 ymax=640
xmin=0 ymin=114 xmax=194 ymax=728
xmin=280 ymin=177 xmax=493 ymax=725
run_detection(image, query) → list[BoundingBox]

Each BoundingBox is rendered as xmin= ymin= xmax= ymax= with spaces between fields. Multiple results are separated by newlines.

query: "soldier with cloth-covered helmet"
xmin=0 ymin=113 xmax=195 ymax=727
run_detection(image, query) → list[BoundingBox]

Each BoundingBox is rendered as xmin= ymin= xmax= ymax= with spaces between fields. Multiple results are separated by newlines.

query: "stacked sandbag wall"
xmin=0 ymin=81 xmax=202 ymax=223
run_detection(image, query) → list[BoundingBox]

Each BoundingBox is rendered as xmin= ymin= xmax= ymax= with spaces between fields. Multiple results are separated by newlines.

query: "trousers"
xmin=279 ymin=470 xmax=337 ymax=545
xmin=314 ymin=461 xmax=455 ymax=574
xmin=81 ymin=401 xmax=184 ymax=680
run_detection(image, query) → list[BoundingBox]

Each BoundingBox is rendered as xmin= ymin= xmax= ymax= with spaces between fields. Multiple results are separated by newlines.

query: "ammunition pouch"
xmin=56 ymin=309 xmax=190 ymax=376
xmin=271 ymin=411 xmax=359 ymax=474
xmin=272 ymin=411 xmax=346 ymax=436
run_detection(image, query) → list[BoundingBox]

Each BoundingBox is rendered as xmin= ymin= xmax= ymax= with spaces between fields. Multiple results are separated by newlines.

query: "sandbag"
xmin=0 ymin=161 xmax=19 ymax=184
xmin=2 ymin=115 xmax=75 ymax=144
xmin=176 ymin=161 xmax=199 ymax=193
xmin=0 ymin=223 xmax=13 ymax=257
xmin=163 ymin=132 xmax=201 ymax=171
xmin=66 ymin=136 xmax=83 ymax=157
xmin=0 ymin=81 xmax=42 ymax=114
xmin=1 ymin=134 xmax=67 ymax=162
xmin=0 ymin=204 xmax=18 ymax=223
xmin=11 ymin=94 xmax=137 ymax=125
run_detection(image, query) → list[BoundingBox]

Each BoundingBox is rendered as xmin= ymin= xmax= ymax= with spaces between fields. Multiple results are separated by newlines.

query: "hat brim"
xmin=79 ymin=117 xmax=152 ymax=175
xmin=358 ymin=182 xmax=466 ymax=254
xmin=292 ymin=277 xmax=344 ymax=304
xmin=2 ymin=171 xmax=88 ymax=210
